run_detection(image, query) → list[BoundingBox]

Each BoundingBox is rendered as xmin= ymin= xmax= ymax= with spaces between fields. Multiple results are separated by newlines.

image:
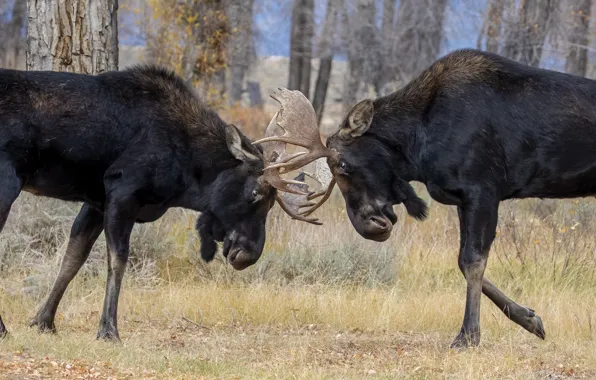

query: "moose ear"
xmin=225 ymin=124 xmax=260 ymax=163
xmin=342 ymin=99 xmax=374 ymax=137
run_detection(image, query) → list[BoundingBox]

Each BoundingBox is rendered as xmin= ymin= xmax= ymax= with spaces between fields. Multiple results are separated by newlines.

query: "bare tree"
xmin=478 ymin=0 xmax=505 ymax=53
xmin=226 ymin=0 xmax=255 ymax=105
xmin=312 ymin=0 xmax=339 ymax=123
xmin=502 ymin=0 xmax=558 ymax=67
xmin=375 ymin=0 xmax=396 ymax=95
xmin=565 ymin=0 xmax=591 ymax=76
xmin=0 ymin=0 xmax=26 ymax=69
xmin=27 ymin=0 xmax=118 ymax=72
xmin=392 ymin=0 xmax=448 ymax=83
xmin=288 ymin=0 xmax=314 ymax=96
xmin=343 ymin=0 xmax=380 ymax=113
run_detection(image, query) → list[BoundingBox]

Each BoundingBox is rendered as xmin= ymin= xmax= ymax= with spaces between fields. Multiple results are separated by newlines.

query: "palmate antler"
xmin=254 ymin=87 xmax=337 ymax=223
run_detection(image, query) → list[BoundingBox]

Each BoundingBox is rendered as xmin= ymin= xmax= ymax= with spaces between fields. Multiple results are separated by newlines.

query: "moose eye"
xmin=251 ymin=189 xmax=265 ymax=204
xmin=338 ymin=161 xmax=348 ymax=172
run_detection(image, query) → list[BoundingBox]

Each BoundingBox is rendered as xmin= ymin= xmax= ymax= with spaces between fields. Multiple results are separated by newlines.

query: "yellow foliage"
xmin=220 ymin=105 xmax=273 ymax=140
xmin=136 ymin=0 xmax=231 ymax=108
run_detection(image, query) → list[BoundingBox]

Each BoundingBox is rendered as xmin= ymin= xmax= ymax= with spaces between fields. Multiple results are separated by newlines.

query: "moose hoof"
xmin=29 ymin=315 xmax=57 ymax=333
xmin=519 ymin=307 xmax=546 ymax=340
xmin=96 ymin=329 xmax=121 ymax=343
xmin=450 ymin=330 xmax=480 ymax=349
xmin=0 ymin=317 xmax=8 ymax=339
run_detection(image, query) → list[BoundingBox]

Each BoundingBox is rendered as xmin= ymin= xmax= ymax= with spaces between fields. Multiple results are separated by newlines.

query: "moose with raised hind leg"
xmin=260 ymin=48 xmax=596 ymax=349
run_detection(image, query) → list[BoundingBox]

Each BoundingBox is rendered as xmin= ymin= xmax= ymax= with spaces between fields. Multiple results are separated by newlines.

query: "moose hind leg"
xmin=0 ymin=158 xmax=23 ymax=338
xmin=30 ymin=204 xmax=104 ymax=333
xmin=482 ymin=278 xmax=545 ymax=339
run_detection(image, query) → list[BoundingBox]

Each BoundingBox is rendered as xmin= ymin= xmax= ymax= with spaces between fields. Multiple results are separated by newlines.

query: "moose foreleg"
xmin=96 ymin=195 xmax=138 ymax=342
xmin=0 ymin=157 xmax=23 ymax=339
xmin=456 ymin=205 xmax=545 ymax=341
xmin=451 ymin=197 xmax=499 ymax=349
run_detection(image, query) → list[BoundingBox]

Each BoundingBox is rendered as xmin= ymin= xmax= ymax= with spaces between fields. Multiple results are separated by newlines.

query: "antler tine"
xmin=253 ymin=87 xmax=335 ymax=173
xmin=275 ymin=172 xmax=322 ymax=225
xmin=256 ymin=88 xmax=337 ymax=222
xmin=276 ymin=194 xmax=322 ymax=225
xmin=299 ymin=178 xmax=336 ymax=217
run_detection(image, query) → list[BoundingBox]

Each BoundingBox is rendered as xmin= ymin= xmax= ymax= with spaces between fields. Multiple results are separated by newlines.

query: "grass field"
xmin=2 ymin=184 xmax=596 ymax=379
xmin=1 ymin=109 xmax=596 ymax=379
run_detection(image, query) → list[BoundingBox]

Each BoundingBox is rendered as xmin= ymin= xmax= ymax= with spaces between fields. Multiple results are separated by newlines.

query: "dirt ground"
xmin=1 ymin=321 xmax=593 ymax=380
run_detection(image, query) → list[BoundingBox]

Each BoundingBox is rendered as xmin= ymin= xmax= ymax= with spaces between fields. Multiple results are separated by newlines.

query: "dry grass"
xmin=1 ymin=112 xmax=596 ymax=378
xmin=1 ymin=280 xmax=595 ymax=379
xmin=2 ymin=186 xmax=596 ymax=378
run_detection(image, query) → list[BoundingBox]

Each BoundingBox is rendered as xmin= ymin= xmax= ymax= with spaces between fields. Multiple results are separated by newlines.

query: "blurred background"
xmin=2 ymin=0 xmax=595 ymax=134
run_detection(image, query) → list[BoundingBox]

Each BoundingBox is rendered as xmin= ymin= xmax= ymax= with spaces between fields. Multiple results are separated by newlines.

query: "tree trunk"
xmin=312 ymin=0 xmax=338 ymax=124
xmin=502 ymin=0 xmax=557 ymax=67
xmin=478 ymin=0 xmax=504 ymax=53
xmin=565 ymin=0 xmax=591 ymax=76
xmin=375 ymin=0 xmax=396 ymax=95
xmin=27 ymin=0 xmax=119 ymax=73
xmin=288 ymin=0 xmax=314 ymax=96
xmin=299 ymin=0 xmax=314 ymax=97
xmin=343 ymin=0 xmax=379 ymax=113
xmin=288 ymin=0 xmax=302 ymax=91
xmin=392 ymin=0 xmax=448 ymax=83
xmin=226 ymin=0 xmax=254 ymax=105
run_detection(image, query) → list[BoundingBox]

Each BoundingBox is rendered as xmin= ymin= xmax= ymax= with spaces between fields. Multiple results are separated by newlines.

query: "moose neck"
xmin=370 ymin=95 xmax=424 ymax=183
xmin=175 ymin=137 xmax=245 ymax=212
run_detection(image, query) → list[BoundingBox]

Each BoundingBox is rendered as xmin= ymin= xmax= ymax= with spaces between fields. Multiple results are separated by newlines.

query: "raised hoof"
xmin=520 ymin=307 xmax=546 ymax=340
xmin=449 ymin=330 xmax=480 ymax=349
xmin=96 ymin=329 xmax=121 ymax=343
xmin=29 ymin=315 xmax=57 ymax=333
xmin=0 ymin=317 xmax=8 ymax=339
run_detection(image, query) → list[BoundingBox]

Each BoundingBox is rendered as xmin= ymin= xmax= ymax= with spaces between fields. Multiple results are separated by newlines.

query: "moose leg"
xmin=456 ymin=207 xmax=546 ymax=340
xmin=96 ymin=195 xmax=138 ymax=342
xmin=30 ymin=204 xmax=104 ymax=332
xmin=0 ymin=158 xmax=23 ymax=338
xmin=482 ymin=278 xmax=545 ymax=339
xmin=451 ymin=197 xmax=499 ymax=349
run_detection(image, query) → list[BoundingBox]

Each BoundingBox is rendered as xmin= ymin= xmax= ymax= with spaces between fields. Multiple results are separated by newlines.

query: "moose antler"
xmin=254 ymin=88 xmax=337 ymax=174
xmin=254 ymin=87 xmax=338 ymax=221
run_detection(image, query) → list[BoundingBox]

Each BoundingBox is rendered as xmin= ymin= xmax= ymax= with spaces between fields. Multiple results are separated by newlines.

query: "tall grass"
xmin=1 ymin=106 xmax=596 ymax=295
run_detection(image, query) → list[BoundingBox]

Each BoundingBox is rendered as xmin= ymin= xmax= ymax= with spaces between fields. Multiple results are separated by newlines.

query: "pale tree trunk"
xmin=502 ymin=0 xmax=557 ymax=67
xmin=27 ymin=0 xmax=119 ymax=73
xmin=565 ymin=0 xmax=591 ymax=76
xmin=375 ymin=0 xmax=396 ymax=95
xmin=312 ymin=0 xmax=338 ymax=124
xmin=392 ymin=0 xmax=448 ymax=83
xmin=478 ymin=0 xmax=505 ymax=53
xmin=288 ymin=0 xmax=314 ymax=96
xmin=226 ymin=0 xmax=255 ymax=105
xmin=343 ymin=0 xmax=379 ymax=113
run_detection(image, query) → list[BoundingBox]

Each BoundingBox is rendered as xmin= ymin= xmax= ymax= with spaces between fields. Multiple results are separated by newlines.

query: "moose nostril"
xmin=369 ymin=215 xmax=389 ymax=230
xmin=227 ymin=248 xmax=240 ymax=265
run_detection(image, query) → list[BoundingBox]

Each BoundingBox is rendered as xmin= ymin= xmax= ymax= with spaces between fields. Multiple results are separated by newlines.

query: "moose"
xmin=261 ymin=48 xmax=596 ymax=348
xmin=0 ymin=66 xmax=324 ymax=341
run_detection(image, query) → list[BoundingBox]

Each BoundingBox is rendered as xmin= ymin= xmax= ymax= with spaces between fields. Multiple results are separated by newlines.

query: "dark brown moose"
xmin=260 ymin=48 xmax=596 ymax=349
xmin=0 ymin=66 xmax=324 ymax=341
